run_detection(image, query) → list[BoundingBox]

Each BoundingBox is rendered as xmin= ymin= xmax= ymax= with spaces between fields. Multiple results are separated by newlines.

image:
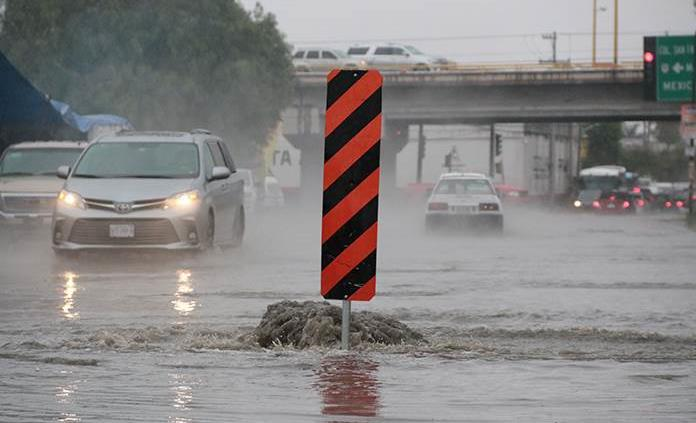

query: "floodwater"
xmin=1 ymin=201 xmax=695 ymax=422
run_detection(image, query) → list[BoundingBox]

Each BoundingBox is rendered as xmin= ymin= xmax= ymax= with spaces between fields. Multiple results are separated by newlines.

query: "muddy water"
xmin=1 ymin=203 xmax=695 ymax=421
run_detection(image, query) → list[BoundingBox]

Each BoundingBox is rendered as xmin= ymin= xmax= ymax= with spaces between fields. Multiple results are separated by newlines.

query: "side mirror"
xmin=209 ymin=166 xmax=231 ymax=181
xmin=57 ymin=166 xmax=70 ymax=179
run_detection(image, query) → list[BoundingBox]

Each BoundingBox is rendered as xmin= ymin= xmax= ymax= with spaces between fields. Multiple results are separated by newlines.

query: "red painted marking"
xmin=324 ymin=71 xmax=381 ymax=136
xmin=323 ymin=114 xmax=381 ymax=190
xmin=348 ymin=276 xmax=375 ymax=301
xmin=327 ymin=69 xmax=340 ymax=83
xmin=321 ymin=224 xmax=378 ymax=296
xmin=322 ymin=169 xmax=379 ymax=242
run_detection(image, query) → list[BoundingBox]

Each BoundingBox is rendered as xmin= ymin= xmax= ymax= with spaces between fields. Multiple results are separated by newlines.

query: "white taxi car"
xmin=425 ymin=173 xmax=503 ymax=232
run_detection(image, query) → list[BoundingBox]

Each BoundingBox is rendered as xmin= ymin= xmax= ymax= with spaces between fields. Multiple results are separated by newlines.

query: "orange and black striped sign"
xmin=321 ymin=69 xmax=382 ymax=301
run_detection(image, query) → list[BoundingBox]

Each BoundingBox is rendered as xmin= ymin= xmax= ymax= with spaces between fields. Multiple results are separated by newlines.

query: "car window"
xmin=0 ymin=148 xmax=83 ymax=176
xmin=321 ymin=51 xmax=337 ymax=59
xmin=374 ymin=47 xmax=391 ymax=55
xmin=217 ymin=141 xmax=236 ymax=172
xmin=347 ymin=47 xmax=369 ymax=55
xmin=306 ymin=50 xmax=319 ymax=59
xmin=435 ymin=179 xmax=494 ymax=195
xmin=293 ymin=50 xmax=304 ymax=59
xmin=392 ymin=47 xmax=406 ymax=55
xmin=206 ymin=142 xmax=226 ymax=167
xmin=405 ymin=45 xmax=424 ymax=55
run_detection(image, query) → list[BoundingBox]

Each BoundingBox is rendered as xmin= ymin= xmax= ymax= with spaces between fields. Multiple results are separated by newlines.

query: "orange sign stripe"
xmin=327 ymin=69 xmax=340 ymax=83
xmin=348 ymin=277 xmax=375 ymax=301
xmin=321 ymin=169 xmax=379 ymax=243
xmin=324 ymin=71 xmax=382 ymax=136
xmin=323 ymin=114 xmax=381 ymax=190
xmin=321 ymin=224 xmax=378 ymax=295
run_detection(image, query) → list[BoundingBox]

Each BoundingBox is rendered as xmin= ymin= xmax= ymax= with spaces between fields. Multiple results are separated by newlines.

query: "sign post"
xmin=321 ymin=69 xmax=382 ymax=350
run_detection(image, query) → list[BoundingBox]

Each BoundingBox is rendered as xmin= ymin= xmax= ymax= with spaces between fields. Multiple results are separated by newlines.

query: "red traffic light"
xmin=643 ymin=51 xmax=655 ymax=63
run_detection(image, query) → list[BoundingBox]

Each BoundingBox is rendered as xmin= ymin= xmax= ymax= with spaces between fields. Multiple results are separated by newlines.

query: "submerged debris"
xmin=254 ymin=300 xmax=424 ymax=348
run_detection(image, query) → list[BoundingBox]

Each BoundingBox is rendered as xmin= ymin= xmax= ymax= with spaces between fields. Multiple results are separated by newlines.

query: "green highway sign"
xmin=656 ymin=35 xmax=694 ymax=102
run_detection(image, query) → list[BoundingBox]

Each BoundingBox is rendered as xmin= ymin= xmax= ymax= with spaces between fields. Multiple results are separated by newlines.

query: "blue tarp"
xmin=50 ymin=100 xmax=133 ymax=133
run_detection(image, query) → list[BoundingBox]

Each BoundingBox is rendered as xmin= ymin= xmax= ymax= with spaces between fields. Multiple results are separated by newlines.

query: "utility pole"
xmin=542 ymin=31 xmax=558 ymax=63
xmin=613 ymin=0 xmax=619 ymax=65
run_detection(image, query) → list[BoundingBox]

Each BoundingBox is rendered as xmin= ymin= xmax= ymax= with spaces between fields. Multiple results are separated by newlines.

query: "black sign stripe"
xmin=321 ymin=196 xmax=378 ymax=270
xmin=322 ymin=141 xmax=380 ymax=216
xmin=326 ymin=70 xmax=367 ymax=109
xmin=324 ymin=88 xmax=382 ymax=162
xmin=323 ymin=250 xmax=377 ymax=300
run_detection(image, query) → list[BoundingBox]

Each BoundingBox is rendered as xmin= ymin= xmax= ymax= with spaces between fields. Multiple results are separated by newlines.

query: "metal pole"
xmin=341 ymin=300 xmax=351 ymax=350
xmin=552 ymin=31 xmax=557 ymax=63
xmin=489 ymin=124 xmax=495 ymax=178
xmin=613 ymin=0 xmax=619 ymax=65
xmin=592 ymin=0 xmax=597 ymax=65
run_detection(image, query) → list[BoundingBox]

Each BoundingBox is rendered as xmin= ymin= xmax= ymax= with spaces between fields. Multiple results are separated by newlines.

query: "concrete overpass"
xmin=281 ymin=64 xmax=681 ymax=193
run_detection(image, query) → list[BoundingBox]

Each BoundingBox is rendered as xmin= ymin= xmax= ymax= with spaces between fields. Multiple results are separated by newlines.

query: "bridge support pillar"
xmin=548 ymin=123 xmax=557 ymax=201
xmin=489 ymin=124 xmax=495 ymax=178
xmin=416 ymin=124 xmax=425 ymax=183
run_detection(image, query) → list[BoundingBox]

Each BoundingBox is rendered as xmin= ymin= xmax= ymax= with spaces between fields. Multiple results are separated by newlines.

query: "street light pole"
xmin=592 ymin=0 xmax=597 ymax=65
xmin=613 ymin=0 xmax=619 ymax=65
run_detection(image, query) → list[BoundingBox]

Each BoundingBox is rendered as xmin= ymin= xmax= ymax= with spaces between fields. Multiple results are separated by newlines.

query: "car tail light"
xmin=428 ymin=202 xmax=448 ymax=211
xmin=676 ymin=200 xmax=684 ymax=208
xmin=622 ymin=201 xmax=630 ymax=209
xmin=592 ymin=200 xmax=601 ymax=209
xmin=636 ymin=199 xmax=645 ymax=207
xmin=665 ymin=201 xmax=673 ymax=208
xmin=479 ymin=203 xmax=499 ymax=211
xmin=632 ymin=187 xmax=641 ymax=193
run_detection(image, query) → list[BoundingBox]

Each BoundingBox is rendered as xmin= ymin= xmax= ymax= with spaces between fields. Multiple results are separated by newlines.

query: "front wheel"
xmin=229 ymin=206 xmax=245 ymax=248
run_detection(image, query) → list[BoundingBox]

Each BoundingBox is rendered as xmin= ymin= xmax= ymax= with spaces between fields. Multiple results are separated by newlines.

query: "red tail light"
xmin=632 ymin=187 xmax=641 ymax=193
xmin=676 ymin=200 xmax=684 ymax=208
xmin=622 ymin=201 xmax=630 ymax=209
xmin=592 ymin=200 xmax=601 ymax=209
xmin=428 ymin=202 xmax=448 ymax=211
xmin=637 ymin=199 xmax=645 ymax=207
xmin=665 ymin=201 xmax=672 ymax=208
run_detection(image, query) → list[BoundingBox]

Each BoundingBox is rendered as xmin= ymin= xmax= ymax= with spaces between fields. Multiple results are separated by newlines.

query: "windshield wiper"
xmin=0 ymin=172 xmax=34 ymax=176
xmin=110 ymin=175 xmax=175 ymax=179
xmin=72 ymin=173 xmax=104 ymax=178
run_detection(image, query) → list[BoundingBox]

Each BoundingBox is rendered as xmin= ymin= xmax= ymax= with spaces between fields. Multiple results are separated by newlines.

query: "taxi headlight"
xmin=479 ymin=202 xmax=499 ymax=211
xmin=57 ymin=190 xmax=85 ymax=209
xmin=164 ymin=190 xmax=200 ymax=210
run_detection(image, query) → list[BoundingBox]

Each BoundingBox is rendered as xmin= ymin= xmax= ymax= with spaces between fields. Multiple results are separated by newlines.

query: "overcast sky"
xmin=240 ymin=0 xmax=695 ymax=63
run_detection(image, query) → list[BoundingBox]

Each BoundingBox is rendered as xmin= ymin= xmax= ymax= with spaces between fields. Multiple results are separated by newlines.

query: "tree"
xmin=583 ymin=122 xmax=622 ymax=167
xmin=0 ymin=0 xmax=294 ymax=160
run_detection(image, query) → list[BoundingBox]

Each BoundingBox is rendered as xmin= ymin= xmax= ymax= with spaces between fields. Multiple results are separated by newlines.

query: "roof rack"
xmin=190 ymin=128 xmax=212 ymax=135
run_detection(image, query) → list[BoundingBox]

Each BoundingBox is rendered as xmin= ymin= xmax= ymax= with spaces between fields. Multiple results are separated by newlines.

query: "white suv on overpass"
xmin=347 ymin=43 xmax=437 ymax=71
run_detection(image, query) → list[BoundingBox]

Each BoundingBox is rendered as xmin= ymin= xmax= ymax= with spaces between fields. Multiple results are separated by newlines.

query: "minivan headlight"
xmin=57 ymin=190 xmax=86 ymax=209
xmin=164 ymin=190 xmax=200 ymax=210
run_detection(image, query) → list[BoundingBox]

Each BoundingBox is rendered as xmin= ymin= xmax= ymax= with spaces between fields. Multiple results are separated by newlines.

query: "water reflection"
xmin=56 ymin=376 xmax=81 ymax=422
xmin=316 ymin=355 xmax=381 ymax=417
xmin=61 ymin=272 xmax=79 ymax=319
xmin=169 ymin=373 xmax=195 ymax=423
xmin=172 ymin=269 xmax=197 ymax=317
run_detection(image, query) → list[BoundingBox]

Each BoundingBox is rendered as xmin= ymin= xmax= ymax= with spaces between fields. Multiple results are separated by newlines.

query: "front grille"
xmin=84 ymin=198 xmax=167 ymax=212
xmin=1 ymin=195 xmax=55 ymax=214
xmin=451 ymin=205 xmax=477 ymax=213
xmin=68 ymin=218 xmax=180 ymax=245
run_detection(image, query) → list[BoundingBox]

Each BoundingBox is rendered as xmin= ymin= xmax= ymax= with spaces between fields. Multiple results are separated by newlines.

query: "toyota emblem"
xmin=114 ymin=202 xmax=133 ymax=214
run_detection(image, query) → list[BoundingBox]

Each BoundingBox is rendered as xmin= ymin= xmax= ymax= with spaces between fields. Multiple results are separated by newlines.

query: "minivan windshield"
xmin=0 ymin=148 xmax=83 ymax=176
xmin=73 ymin=142 xmax=199 ymax=178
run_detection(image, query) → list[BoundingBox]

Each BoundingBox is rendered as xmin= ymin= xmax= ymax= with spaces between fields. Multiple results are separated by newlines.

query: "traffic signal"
xmin=495 ymin=133 xmax=502 ymax=156
xmin=643 ymin=36 xmax=656 ymax=101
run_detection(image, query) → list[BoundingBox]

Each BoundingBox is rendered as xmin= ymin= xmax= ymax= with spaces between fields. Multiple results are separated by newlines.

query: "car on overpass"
xmin=51 ymin=130 xmax=245 ymax=254
xmin=0 ymin=141 xmax=86 ymax=224
xmin=292 ymin=48 xmax=359 ymax=72
xmin=425 ymin=172 xmax=503 ymax=232
xmin=347 ymin=43 xmax=437 ymax=71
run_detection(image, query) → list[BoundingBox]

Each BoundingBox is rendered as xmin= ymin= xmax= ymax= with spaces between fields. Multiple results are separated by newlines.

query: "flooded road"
xmin=1 ymin=203 xmax=695 ymax=422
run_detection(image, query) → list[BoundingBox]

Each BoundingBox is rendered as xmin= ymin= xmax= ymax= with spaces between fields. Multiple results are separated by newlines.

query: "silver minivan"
xmin=52 ymin=130 xmax=244 ymax=252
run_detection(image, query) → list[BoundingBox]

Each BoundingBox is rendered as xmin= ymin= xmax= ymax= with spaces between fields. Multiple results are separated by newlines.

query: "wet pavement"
xmin=1 ymin=202 xmax=695 ymax=422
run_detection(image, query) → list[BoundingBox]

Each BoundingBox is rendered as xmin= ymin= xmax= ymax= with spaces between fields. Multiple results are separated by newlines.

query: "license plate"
xmin=607 ymin=204 xmax=616 ymax=209
xmin=109 ymin=224 xmax=135 ymax=238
